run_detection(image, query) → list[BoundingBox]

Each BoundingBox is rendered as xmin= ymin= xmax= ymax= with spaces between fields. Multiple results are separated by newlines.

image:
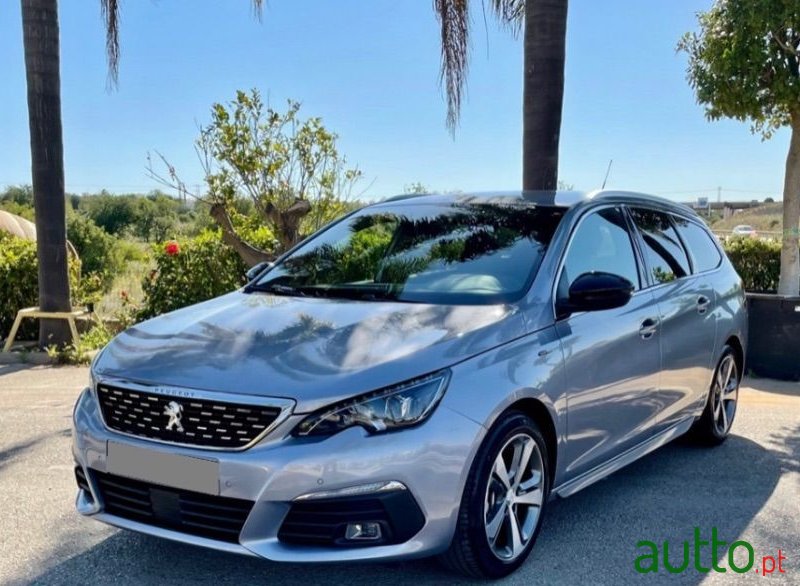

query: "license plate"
xmin=107 ymin=441 xmax=219 ymax=495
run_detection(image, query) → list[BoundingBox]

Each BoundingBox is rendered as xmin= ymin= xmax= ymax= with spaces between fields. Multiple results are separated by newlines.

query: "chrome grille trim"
xmin=93 ymin=376 xmax=294 ymax=451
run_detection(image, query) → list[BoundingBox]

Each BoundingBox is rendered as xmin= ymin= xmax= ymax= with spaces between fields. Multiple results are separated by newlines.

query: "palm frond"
xmin=99 ymin=1 xmax=266 ymax=87
xmin=434 ymin=0 xmax=470 ymax=133
xmin=251 ymin=0 xmax=265 ymax=21
xmin=100 ymin=0 xmax=120 ymax=87
xmin=489 ymin=0 xmax=524 ymax=35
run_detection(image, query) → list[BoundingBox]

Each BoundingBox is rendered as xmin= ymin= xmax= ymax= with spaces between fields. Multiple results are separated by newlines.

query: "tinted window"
xmin=673 ymin=216 xmax=722 ymax=273
xmin=253 ymin=203 xmax=565 ymax=304
xmin=561 ymin=207 xmax=640 ymax=292
xmin=629 ymin=208 xmax=690 ymax=285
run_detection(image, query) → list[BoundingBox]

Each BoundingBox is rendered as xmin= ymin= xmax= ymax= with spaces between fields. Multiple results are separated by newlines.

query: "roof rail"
xmin=588 ymin=189 xmax=694 ymax=211
xmin=381 ymin=193 xmax=435 ymax=203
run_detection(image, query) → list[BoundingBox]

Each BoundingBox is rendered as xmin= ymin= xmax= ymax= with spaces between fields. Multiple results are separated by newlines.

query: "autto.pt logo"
xmin=635 ymin=528 xmax=787 ymax=576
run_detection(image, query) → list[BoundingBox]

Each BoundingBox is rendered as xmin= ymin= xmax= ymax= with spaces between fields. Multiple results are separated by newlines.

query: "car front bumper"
xmin=72 ymin=386 xmax=485 ymax=562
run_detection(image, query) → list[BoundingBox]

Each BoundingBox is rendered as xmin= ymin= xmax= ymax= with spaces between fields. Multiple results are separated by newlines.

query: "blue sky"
xmin=0 ymin=0 xmax=789 ymax=202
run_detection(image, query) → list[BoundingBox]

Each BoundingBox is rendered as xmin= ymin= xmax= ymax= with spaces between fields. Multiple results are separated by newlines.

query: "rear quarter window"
xmin=628 ymin=207 xmax=691 ymax=285
xmin=673 ymin=216 xmax=722 ymax=273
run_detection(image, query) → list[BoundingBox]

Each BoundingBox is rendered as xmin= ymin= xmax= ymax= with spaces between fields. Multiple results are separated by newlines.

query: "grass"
xmin=97 ymin=258 xmax=152 ymax=318
xmin=711 ymin=203 xmax=783 ymax=233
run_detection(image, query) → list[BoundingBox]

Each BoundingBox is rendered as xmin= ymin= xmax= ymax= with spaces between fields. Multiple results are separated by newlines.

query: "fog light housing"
xmin=345 ymin=522 xmax=382 ymax=541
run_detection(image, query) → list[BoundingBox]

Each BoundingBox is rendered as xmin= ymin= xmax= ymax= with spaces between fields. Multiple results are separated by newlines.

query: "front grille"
xmin=278 ymin=491 xmax=426 ymax=547
xmin=83 ymin=468 xmax=254 ymax=543
xmin=96 ymin=384 xmax=283 ymax=449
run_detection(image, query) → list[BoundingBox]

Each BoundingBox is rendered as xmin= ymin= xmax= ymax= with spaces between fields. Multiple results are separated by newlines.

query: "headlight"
xmin=293 ymin=371 xmax=450 ymax=437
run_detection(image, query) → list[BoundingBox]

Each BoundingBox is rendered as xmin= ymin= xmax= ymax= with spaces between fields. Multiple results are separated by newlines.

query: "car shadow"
xmin=25 ymin=433 xmax=785 ymax=585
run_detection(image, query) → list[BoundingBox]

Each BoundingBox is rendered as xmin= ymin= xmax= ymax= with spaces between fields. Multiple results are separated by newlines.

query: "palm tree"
xmin=434 ymin=0 xmax=569 ymax=190
xmin=20 ymin=0 xmax=71 ymax=347
xmin=17 ymin=0 xmax=265 ymax=348
xmin=104 ymin=1 xmax=566 ymax=192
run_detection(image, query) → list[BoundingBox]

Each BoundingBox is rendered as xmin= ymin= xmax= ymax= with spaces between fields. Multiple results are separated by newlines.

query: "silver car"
xmin=72 ymin=190 xmax=746 ymax=578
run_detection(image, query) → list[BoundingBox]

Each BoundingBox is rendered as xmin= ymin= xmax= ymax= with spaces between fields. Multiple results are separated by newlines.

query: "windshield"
xmin=250 ymin=202 xmax=565 ymax=305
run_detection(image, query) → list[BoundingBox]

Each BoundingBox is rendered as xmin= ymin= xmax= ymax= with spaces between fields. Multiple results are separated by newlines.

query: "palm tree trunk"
xmin=522 ymin=0 xmax=568 ymax=191
xmin=21 ymin=0 xmax=72 ymax=347
xmin=777 ymin=113 xmax=800 ymax=296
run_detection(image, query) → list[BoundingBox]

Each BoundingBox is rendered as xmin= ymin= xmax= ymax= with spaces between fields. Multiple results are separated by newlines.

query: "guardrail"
xmin=712 ymin=230 xmax=783 ymax=242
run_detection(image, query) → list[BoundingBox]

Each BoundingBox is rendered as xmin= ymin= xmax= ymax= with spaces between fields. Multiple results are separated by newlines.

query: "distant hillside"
xmin=711 ymin=203 xmax=783 ymax=233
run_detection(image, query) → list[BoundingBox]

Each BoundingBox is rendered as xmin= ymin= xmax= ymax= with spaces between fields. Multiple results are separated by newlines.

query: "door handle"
xmin=697 ymin=295 xmax=710 ymax=315
xmin=639 ymin=318 xmax=658 ymax=340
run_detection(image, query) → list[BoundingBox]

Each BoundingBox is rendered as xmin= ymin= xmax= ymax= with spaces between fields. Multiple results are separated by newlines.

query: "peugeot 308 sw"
xmin=73 ymin=190 xmax=746 ymax=578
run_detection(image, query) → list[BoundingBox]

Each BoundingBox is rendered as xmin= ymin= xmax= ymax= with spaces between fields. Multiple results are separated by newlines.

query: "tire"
xmin=690 ymin=345 xmax=740 ymax=445
xmin=440 ymin=411 xmax=550 ymax=578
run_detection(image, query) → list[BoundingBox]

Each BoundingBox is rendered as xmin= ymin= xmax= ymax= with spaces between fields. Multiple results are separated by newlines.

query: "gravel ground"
xmin=0 ymin=364 xmax=798 ymax=585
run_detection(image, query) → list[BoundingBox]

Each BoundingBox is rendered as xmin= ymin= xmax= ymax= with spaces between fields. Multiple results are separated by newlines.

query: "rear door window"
xmin=672 ymin=216 xmax=723 ymax=273
xmin=628 ymin=208 xmax=690 ymax=285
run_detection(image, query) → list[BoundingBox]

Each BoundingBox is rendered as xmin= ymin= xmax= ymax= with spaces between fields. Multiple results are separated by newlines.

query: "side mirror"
xmin=246 ymin=260 xmax=273 ymax=281
xmin=559 ymin=271 xmax=634 ymax=314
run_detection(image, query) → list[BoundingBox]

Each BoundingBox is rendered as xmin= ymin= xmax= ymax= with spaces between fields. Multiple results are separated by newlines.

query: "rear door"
xmin=555 ymin=206 xmax=662 ymax=480
xmin=627 ymin=208 xmax=718 ymax=432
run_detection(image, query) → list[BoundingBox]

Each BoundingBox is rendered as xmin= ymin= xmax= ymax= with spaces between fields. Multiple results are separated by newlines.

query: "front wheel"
xmin=691 ymin=346 xmax=740 ymax=445
xmin=440 ymin=412 xmax=550 ymax=578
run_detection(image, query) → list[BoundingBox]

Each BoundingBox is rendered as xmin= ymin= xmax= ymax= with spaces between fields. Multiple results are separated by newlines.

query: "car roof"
xmin=372 ymin=189 xmax=699 ymax=218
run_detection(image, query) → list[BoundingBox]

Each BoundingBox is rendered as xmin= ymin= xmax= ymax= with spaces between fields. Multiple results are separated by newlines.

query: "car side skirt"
xmin=552 ymin=417 xmax=694 ymax=498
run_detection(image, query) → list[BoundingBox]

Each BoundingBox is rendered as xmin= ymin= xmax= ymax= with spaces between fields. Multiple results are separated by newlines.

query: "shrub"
xmin=0 ymin=234 xmax=81 ymax=341
xmin=67 ymin=212 xmax=138 ymax=294
xmin=722 ymin=237 xmax=782 ymax=294
xmin=140 ymin=230 xmax=247 ymax=319
xmin=0 ymin=234 xmax=39 ymax=340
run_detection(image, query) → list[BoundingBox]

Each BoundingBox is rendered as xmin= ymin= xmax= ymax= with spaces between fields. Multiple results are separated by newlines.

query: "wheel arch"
xmin=724 ymin=334 xmax=745 ymax=376
xmin=504 ymin=398 xmax=558 ymax=486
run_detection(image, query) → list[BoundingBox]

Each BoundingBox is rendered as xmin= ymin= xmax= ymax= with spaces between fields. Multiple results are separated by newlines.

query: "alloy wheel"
xmin=483 ymin=433 xmax=544 ymax=561
xmin=712 ymin=354 xmax=738 ymax=436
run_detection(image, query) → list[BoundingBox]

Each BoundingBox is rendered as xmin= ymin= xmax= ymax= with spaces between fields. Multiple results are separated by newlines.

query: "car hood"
xmin=94 ymin=291 xmax=525 ymax=412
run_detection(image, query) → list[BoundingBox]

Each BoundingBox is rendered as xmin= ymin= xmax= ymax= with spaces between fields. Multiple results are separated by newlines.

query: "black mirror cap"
xmin=246 ymin=260 xmax=274 ymax=282
xmin=562 ymin=271 xmax=634 ymax=314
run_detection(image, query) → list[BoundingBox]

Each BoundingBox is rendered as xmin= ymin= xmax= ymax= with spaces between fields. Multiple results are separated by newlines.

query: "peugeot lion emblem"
xmin=164 ymin=401 xmax=185 ymax=433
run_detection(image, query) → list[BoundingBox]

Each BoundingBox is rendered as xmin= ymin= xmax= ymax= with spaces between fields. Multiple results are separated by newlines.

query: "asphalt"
xmin=0 ymin=364 xmax=798 ymax=585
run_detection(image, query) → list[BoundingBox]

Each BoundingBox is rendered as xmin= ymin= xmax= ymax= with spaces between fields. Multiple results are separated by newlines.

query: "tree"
xmin=404 ymin=182 xmax=431 ymax=194
xmin=0 ymin=185 xmax=34 ymax=206
xmin=434 ymin=0 xmax=569 ymax=190
xmin=149 ymin=91 xmax=361 ymax=266
xmin=679 ymin=0 xmax=800 ymax=296
xmin=20 ymin=0 xmax=72 ymax=346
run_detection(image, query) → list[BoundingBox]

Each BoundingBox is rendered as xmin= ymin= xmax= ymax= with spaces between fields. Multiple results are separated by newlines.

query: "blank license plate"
xmin=107 ymin=441 xmax=219 ymax=495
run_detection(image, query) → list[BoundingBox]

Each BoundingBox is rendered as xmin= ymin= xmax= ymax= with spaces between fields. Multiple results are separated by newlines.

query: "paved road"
xmin=1 ymin=364 xmax=798 ymax=585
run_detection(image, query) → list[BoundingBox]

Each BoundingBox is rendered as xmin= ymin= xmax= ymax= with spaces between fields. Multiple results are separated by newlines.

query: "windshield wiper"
xmin=247 ymin=282 xmax=410 ymax=302
xmin=307 ymin=285 xmax=402 ymax=302
xmin=246 ymin=282 xmax=306 ymax=296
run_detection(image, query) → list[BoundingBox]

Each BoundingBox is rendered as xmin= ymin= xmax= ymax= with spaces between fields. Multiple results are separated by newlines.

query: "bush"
xmin=723 ymin=237 xmax=782 ymax=293
xmin=67 ymin=213 xmax=123 ymax=291
xmin=0 ymin=234 xmax=81 ymax=341
xmin=140 ymin=230 xmax=246 ymax=319
xmin=0 ymin=234 xmax=39 ymax=340
xmin=67 ymin=212 xmax=149 ymax=300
